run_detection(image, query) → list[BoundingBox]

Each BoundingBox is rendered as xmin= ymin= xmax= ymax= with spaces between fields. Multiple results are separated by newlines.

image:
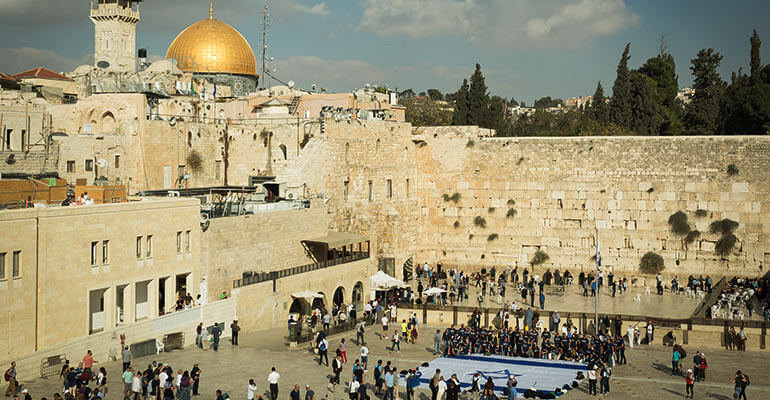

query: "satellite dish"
xmin=96 ymin=60 xmax=110 ymax=69
xmin=83 ymin=123 xmax=94 ymax=135
xmin=287 ymin=80 xmax=295 ymax=89
xmin=96 ymin=159 xmax=108 ymax=168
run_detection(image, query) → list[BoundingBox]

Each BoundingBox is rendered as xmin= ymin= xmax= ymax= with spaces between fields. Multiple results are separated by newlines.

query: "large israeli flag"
xmin=409 ymin=355 xmax=586 ymax=395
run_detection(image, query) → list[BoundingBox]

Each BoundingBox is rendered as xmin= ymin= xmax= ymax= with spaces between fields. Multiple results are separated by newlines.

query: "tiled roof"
xmin=0 ymin=72 xmax=17 ymax=81
xmin=13 ymin=67 xmax=73 ymax=81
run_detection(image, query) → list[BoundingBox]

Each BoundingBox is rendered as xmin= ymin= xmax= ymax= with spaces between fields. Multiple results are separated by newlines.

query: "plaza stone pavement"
xmin=19 ymin=326 xmax=769 ymax=400
xmin=417 ymin=282 xmax=703 ymax=319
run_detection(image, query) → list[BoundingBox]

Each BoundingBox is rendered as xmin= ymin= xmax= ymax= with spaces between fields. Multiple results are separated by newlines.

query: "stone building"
xmin=90 ymin=0 xmax=141 ymax=72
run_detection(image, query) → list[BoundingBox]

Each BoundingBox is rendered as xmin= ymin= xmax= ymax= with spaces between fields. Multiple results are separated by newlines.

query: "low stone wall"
xmin=1 ymin=299 xmax=236 ymax=380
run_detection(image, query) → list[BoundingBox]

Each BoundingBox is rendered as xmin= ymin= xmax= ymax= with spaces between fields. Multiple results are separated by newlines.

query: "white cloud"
xmin=292 ymin=2 xmax=329 ymax=16
xmin=0 ymin=47 xmax=86 ymax=74
xmin=271 ymin=56 xmax=410 ymax=92
xmin=358 ymin=0 xmax=639 ymax=49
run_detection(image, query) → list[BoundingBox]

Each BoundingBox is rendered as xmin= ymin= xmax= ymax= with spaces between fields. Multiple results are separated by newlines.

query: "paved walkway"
xmin=17 ymin=325 xmax=769 ymax=400
xmin=410 ymin=279 xmax=704 ymax=319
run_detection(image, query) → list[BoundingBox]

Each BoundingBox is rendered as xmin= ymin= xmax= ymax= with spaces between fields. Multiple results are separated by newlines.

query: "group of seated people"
xmin=440 ymin=324 xmax=628 ymax=366
xmin=708 ymin=276 xmax=768 ymax=320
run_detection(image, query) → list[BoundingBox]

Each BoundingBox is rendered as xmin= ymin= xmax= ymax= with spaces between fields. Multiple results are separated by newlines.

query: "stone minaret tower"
xmin=90 ymin=0 xmax=141 ymax=72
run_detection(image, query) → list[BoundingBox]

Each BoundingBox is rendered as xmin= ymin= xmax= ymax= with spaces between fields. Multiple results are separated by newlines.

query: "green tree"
xmin=639 ymin=54 xmax=683 ymax=135
xmin=720 ymin=30 xmax=770 ymax=134
xmin=468 ymin=63 xmax=490 ymax=126
xmin=750 ymin=29 xmax=762 ymax=80
xmin=610 ymin=43 xmax=633 ymax=128
xmin=403 ymin=98 xmax=453 ymax=126
xmin=452 ymin=79 xmax=470 ymax=125
xmin=686 ymin=48 xmax=726 ymax=135
xmin=399 ymin=88 xmax=416 ymax=99
xmin=629 ymin=71 xmax=663 ymax=135
xmin=489 ymin=95 xmax=511 ymax=136
xmin=427 ymin=89 xmax=443 ymax=101
xmin=590 ymin=81 xmax=609 ymax=123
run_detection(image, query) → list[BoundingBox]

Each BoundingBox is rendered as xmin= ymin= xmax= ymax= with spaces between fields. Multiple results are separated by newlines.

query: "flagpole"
xmin=595 ymin=226 xmax=600 ymax=333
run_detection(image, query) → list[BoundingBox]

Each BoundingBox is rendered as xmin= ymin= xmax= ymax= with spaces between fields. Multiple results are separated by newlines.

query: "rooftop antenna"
xmin=260 ymin=0 xmax=269 ymax=89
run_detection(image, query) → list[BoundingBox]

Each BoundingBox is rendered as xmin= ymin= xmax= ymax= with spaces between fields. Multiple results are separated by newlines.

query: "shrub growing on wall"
xmin=709 ymin=219 xmax=739 ymax=235
xmin=487 ymin=233 xmax=499 ymax=241
xmin=506 ymin=208 xmax=517 ymax=218
xmin=186 ymin=150 xmax=203 ymax=173
xmin=530 ymin=250 xmax=549 ymax=269
xmin=685 ymin=230 xmax=701 ymax=247
xmin=473 ymin=216 xmax=487 ymax=228
xmin=668 ymin=211 xmax=691 ymax=236
xmin=639 ymin=252 xmax=665 ymax=274
xmin=694 ymin=209 xmax=708 ymax=218
xmin=726 ymin=163 xmax=739 ymax=176
xmin=715 ymin=233 xmax=738 ymax=258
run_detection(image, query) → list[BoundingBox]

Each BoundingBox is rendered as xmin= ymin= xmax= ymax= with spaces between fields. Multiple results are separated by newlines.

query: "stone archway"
xmin=289 ymin=298 xmax=310 ymax=316
xmin=333 ymin=286 xmax=345 ymax=307
xmin=101 ymin=111 xmax=116 ymax=133
xmin=312 ymin=292 xmax=327 ymax=313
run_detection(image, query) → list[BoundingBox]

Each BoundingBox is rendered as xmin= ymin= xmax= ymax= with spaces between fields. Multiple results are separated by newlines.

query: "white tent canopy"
xmin=370 ymin=271 xmax=407 ymax=290
xmin=423 ymin=287 xmax=446 ymax=296
xmin=291 ymin=290 xmax=324 ymax=300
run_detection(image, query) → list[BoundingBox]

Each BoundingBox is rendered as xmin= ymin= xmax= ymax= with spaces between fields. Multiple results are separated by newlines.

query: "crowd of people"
xmin=708 ymin=276 xmax=769 ymax=320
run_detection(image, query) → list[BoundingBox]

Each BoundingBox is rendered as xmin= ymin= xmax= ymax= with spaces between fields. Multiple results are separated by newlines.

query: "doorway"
xmin=116 ymin=284 xmax=127 ymax=325
xmin=89 ymin=289 xmax=106 ymax=334
xmin=159 ymin=277 xmax=168 ymax=315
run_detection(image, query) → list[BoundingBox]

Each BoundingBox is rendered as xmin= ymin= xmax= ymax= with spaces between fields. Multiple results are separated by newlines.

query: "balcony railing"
xmin=233 ymin=251 xmax=369 ymax=288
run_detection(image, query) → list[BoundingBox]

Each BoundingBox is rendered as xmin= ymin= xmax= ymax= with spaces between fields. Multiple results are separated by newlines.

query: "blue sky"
xmin=1 ymin=0 xmax=768 ymax=103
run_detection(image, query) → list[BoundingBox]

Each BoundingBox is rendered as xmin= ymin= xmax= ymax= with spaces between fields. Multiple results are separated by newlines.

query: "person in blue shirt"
xmin=383 ymin=369 xmax=395 ymax=400
xmin=406 ymin=370 xmax=420 ymax=400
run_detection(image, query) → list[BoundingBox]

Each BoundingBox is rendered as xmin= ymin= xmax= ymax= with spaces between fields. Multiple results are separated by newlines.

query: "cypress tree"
xmin=686 ymin=48 xmax=726 ymax=135
xmin=610 ymin=43 xmax=633 ymax=128
xmin=468 ymin=63 xmax=490 ymax=126
xmin=639 ymin=54 xmax=683 ymax=135
xmin=629 ymin=71 xmax=662 ymax=135
xmin=750 ymin=29 xmax=762 ymax=81
xmin=452 ymin=79 xmax=470 ymax=125
xmin=590 ymin=81 xmax=608 ymax=123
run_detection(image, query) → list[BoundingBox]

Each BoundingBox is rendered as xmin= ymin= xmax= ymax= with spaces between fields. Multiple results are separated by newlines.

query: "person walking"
xmin=384 ymin=369 xmax=395 ymax=400
xmin=731 ymin=371 xmax=748 ymax=400
xmin=305 ymin=385 xmax=315 ymax=400
xmin=339 ymin=339 xmax=348 ymax=364
xmin=4 ymin=362 xmax=17 ymax=397
xmin=191 ymin=363 xmax=201 ymax=396
xmin=430 ymin=369 xmax=441 ymax=400
xmin=356 ymin=321 xmax=366 ymax=346
xmin=599 ymin=365 xmax=611 ymax=395
xmin=390 ymin=331 xmax=401 ymax=352
xmin=290 ymin=385 xmax=301 ymax=400
xmin=360 ymin=344 xmax=369 ymax=371
xmin=326 ymin=377 xmax=336 ymax=400
xmin=506 ymin=375 xmax=518 ymax=400
xmin=121 ymin=346 xmax=133 ymax=372
xmin=332 ymin=355 xmax=342 ymax=385
xmin=684 ymin=369 xmax=694 ymax=398
xmin=436 ymin=376 xmax=447 ymax=400
xmin=539 ymin=292 xmax=545 ymax=310
xmin=672 ymin=347 xmax=681 ymax=376
xmin=247 ymin=379 xmax=258 ymax=400
xmin=318 ymin=337 xmax=330 ymax=366
xmin=230 ymin=320 xmax=240 ymax=346
xmin=121 ymin=367 xmax=134 ymax=399
xmin=267 ymin=367 xmax=280 ymax=400
xmin=212 ymin=323 xmax=222 ymax=351
xmin=587 ymin=365 xmax=597 ymax=396
xmin=406 ymin=371 xmax=419 ymax=400
xmin=433 ymin=330 xmax=441 ymax=355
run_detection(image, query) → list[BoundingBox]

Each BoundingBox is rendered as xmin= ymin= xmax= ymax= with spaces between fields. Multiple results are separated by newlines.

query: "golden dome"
xmin=165 ymin=17 xmax=257 ymax=77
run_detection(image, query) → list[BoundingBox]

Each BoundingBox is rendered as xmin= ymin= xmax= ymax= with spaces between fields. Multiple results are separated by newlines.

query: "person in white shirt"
xmin=132 ymin=374 xmax=142 ymax=397
xmin=381 ymin=316 xmax=389 ymax=340
xmin=390 ymin=304 xmax=397 ymax=322
xmin=248 ymin=379 xmax=259 ymax=400
xmin=175 ymin=369 xmax=182 ymax=388
xmin=360 ymin=345 xmax=369 ymax=371
xmin=159 ymin=370 xmax=169 ymax=388
xmin=437 ymin=376 xmax=447 ymax=400
xmin=627 ymin=325 xmax=635 ymax=348
xmin=267 ymin=367 xmax=280 ymax=400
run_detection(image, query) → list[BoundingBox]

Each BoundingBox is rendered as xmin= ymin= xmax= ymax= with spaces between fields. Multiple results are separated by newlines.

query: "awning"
xmin=423 ymin=287 xmax=446 ymax=296
xmin=303 ymin=232 xmax=369 ymax=249
xmin=291 ymin=290 xmax=324 ymax=300
xmin=370 ymin=271 xmax=407 ymax=290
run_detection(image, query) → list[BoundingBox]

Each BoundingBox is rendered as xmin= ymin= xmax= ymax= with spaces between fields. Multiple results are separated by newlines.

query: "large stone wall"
xmin=413 ymin=127 xmax=770 ymax=278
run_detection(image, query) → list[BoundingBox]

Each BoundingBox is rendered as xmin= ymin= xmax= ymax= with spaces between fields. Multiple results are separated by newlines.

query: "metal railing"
xmin=233 ymin=252 xmax=369 ymax=288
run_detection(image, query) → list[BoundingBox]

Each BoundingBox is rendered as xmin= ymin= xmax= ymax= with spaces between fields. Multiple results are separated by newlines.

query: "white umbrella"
xmin=370 ymin=271 xmax=407 ymax=290
xmin=423 ymin=287 xmax=447 ymax=296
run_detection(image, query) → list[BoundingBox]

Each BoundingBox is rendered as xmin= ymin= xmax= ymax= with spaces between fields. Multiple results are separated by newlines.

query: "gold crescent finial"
xmin=209 ymin=0 xmax=214 ymax=19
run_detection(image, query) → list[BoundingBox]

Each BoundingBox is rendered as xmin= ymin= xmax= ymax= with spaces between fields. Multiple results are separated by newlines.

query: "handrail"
xmin=233 ymin=252 xmax=369 ymax=288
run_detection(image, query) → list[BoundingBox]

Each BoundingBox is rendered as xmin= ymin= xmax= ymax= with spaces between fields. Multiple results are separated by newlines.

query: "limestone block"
xmin=685 ymin=182 xmax=696 ymax=192
xmin=732 ymin=182 xmax=749 ymax=193
xmin=551 ymin=190 xmax=565 ymax=199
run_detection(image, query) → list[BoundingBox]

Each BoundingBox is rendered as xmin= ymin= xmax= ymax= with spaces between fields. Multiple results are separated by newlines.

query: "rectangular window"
xmin=85 ymin=159 xmax=94 ymax=172
xmin=387 ymin=179 xmax=393 ymax=199
xmin=185 ymin=230 xmax=191 ymax=251
xmin=91 ymin=241 xmax=98 ymax=266
xmin=146 ymin=235 xmax=152 ymax=257
xmin=102 ymin=240 xmax=109 ymax=264
xmin=12 ymin=251 xmax=20 ymax=278
xmin=66 ymin=160 xmax=75 ymax=173
xmin=0 ymin=252 xmax=5 ymax=279
xmin=368 ymin=180 xmax=373 ymax=202
xmin=136 ymin=236 xmax=142 ymax=259
xmin=344 ymin=181 xmax=349 ymax=201
xmin=176 ymin=231 xmax=182 ymax=253
xmin=215 ymin=160 xmax=222 ymax=180
xmin=114 ymin=155 xmax=120 ymax=168
xmin=406 ymin=178 xmax=410 ymax=197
